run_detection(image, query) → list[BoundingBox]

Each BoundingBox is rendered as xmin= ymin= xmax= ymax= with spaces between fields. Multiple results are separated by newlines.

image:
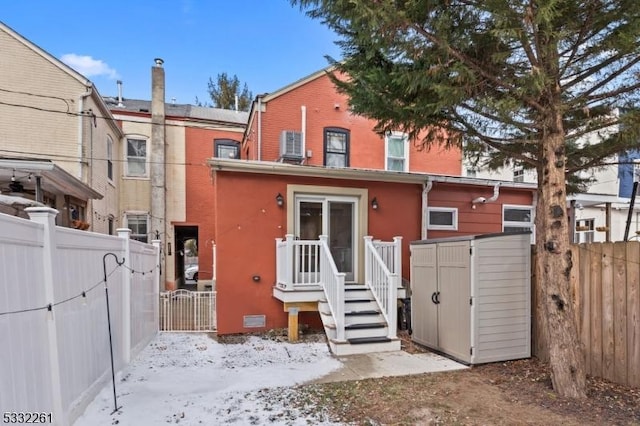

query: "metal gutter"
xmin=208 ymin=158 xmax=539 ymax=189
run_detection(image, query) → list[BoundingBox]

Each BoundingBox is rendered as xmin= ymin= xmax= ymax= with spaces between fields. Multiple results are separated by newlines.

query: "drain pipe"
xmin=486 ymin=182 xmax=501 ymax=202
xmin=301 ymin=105 xmax=306 ymax=163
xmin=257 ymin=95 xmax=263 ymax=161
xmin=77 ymin=86 xmax=93 ymax=181
xmin=472 ymin=182 xmax=501 ymax=206
xmin=422 ymin=180 xmax=433 ymax=240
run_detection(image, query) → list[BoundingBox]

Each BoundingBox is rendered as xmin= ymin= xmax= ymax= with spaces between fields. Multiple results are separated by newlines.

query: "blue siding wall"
xmin=618 ymin=149 xmax=640 ymax=197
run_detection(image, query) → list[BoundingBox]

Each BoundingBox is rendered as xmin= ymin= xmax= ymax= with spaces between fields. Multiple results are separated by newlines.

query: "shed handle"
xmin=431 ymin=291 xmax=440 ymax=305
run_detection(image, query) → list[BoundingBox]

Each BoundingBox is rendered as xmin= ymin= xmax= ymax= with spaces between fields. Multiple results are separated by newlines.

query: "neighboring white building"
xmin=461 ymin=120 xmax=640 ymax=243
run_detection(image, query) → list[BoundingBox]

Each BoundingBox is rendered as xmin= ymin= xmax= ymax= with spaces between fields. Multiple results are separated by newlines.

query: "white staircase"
xmin=319 ymin=284 xmax=401 ymax=356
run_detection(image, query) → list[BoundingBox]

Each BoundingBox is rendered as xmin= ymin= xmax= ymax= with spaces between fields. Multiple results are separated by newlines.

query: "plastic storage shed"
xmin=410 ymin=232 xmax=531 ymax=364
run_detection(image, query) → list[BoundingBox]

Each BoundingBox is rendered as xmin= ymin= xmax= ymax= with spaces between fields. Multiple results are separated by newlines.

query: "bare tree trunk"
xmin=536 ymin=126 xmax=587 ymax=398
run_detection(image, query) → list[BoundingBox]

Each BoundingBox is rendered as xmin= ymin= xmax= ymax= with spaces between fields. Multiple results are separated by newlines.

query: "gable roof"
xmin=0 ymin=21 xmax=91 ymax=87
xmin=1 ymin=21 xmax=123 ymax=137
xmin=243 ymin=67 xmax=336 ymax=143
xmin=261 ymin=67 xmax=335 ymax=103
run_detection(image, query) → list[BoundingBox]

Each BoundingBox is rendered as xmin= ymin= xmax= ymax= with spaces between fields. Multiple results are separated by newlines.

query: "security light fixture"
xmin=276 ymin=193 xmax=284 ymax=207
xmin=371 ymin=197 xmax=379 ymax=210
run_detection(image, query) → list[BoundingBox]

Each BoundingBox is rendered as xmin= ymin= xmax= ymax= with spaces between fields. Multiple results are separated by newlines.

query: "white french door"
xmin=295 ymin=195 xmax=358 ymax=282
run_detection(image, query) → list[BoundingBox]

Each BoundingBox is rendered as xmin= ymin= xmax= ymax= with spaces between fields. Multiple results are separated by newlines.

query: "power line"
xmin=0 ymin=146 xmax=211 ymax=168
xmin=0 ymin=92 xmax=247 ymax=132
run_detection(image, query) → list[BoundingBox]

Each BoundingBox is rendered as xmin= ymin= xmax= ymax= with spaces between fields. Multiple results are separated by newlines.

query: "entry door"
xmin=295 ymin=195 xmax=357 ymax=282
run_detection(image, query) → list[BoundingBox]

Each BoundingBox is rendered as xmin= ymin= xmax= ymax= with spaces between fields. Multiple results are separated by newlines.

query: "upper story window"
xmin=214 ymin=139 xmax=240 ymax=159
xmin=513 ymin=167 xmax=524 ymax=182
xmin=324 ymin=128 xmax=349 ymax=168
xmin=386 ymin=133 xmax=409 ymax=171
xmin=427 ymin=207 xmax=458 ymax=230
xmin=126 ymin=138 xmax=147 ymax=177
xmin=107 ymin=135 xmax=113 ymax=181
xmin=126 ymin=213 xmax=148 ymax=243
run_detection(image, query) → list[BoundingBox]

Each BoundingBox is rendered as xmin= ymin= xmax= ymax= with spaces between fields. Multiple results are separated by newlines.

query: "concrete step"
xmin=328 ymin=337 xmax=401 ymax=356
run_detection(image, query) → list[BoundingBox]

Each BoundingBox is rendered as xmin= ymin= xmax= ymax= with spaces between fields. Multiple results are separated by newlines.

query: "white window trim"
xmin=427 ymin=207 xmax=458 ymax=230
xmin=513 ymin=167 xmax=524 ymax=182
xmin=385 ymin=132 xmax=409 ymax=172
xmin=124 ymin=211 xmax=149 ymax=242
xmin=107 ymin=135 xmax=114 ymax=182
xmin=124 ymin=136 xmax=149 ymax=178
xmin=502 ymin=204 xmax=535 ymax=242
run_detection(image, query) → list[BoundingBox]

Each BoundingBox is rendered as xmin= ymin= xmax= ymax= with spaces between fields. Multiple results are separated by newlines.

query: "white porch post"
xmin=285 ymin=234 xmax=294 ymax=290
xmin=26 ymin=207 xmax=66 ymax=426
xmin=117 ymin=228 xmax=132 ymax=363
xmin=151 ymin=239 xmax=161 ymax=331
xmin=364 ymin=236 xmax=373 ymax=286
xmin=393 ymin=236 xmax=403 ymax=277
xmin=388 ymin=273 xmax=398 ymax=339
xmin=390 ymin=236 xmax=402 ymax=338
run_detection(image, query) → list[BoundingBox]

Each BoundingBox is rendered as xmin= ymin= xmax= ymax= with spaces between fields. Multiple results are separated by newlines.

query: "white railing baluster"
xmin=364 ymin=236 xmax=401 ymax=339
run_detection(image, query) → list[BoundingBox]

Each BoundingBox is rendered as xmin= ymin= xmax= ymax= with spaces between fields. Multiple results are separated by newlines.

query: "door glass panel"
xmin=329 ymin=201 xmax=354 ymax=281
xmin=299 ymin=202 xmax=322 ymax=240
xmin=298 ymin=202 xmax=322 ymax=275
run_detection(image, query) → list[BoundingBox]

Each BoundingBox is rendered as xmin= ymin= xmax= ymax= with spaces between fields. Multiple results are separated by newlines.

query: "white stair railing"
xmin=372 ymin=236 xmax=402 ymax=276
xmin=364 ymin=236 xmax=400 ymax=339
xmin=319 ymin=235 xmax=346 ymax=341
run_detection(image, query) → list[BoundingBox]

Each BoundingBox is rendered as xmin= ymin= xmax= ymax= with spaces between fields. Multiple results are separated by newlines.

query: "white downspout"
xmin=486 ymin=182 xmax=501 ymax=203
xmin=301 ymin=105 xmax=306 ymax=162
xmin=257 ymin=96 xmax=262 ymax=161
xmin=77 ymin=87 xmax=92 ymax=181
xmin=422 ymin=180 xmax=433 ymax=240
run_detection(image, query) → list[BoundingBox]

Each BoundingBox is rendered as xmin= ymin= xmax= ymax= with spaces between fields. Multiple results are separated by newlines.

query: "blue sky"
xmin=2 ymin=1 xmax=341 ymax=104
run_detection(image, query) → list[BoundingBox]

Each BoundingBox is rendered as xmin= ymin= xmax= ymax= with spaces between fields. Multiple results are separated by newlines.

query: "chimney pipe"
xmin=151 ymin=58 xmax=166 ymax=288
xmin=116 ymin=80 xmax=124 ymax=107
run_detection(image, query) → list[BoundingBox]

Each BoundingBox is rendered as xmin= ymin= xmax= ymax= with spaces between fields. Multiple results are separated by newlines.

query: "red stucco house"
xmin=204 ymin=69 xmax=536 ymax=354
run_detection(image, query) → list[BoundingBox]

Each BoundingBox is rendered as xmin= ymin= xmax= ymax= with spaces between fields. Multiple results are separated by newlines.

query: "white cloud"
xmin=60 ymin=53 xmax=119 ymax=79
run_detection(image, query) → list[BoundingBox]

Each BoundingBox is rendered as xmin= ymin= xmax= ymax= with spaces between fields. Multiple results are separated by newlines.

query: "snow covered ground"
xmin=74 ymin=333 xmax=344 ymax=425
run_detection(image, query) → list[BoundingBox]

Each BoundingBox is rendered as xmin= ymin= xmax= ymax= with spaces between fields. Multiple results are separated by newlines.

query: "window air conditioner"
xmin=280 ymin=131 xmax=303 ymax=158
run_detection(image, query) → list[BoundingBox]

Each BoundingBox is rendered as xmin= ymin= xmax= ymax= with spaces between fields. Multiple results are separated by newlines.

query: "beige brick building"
xmin=0 ymin=22 xmax=122 ymax=232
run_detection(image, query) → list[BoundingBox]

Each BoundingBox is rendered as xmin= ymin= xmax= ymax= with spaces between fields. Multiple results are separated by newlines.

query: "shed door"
xmin=437 ymin=241 xmax=471 ymax=362
xmin=410 ymin=244 xmax=438 ymax=348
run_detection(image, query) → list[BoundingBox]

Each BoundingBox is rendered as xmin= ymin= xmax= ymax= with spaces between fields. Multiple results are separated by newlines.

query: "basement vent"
xmin=243 ymin=315 xmax=266 ymax=328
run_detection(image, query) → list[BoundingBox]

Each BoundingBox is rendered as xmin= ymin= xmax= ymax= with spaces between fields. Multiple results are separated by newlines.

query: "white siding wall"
xmin=0 ymin=28 xmax=83 ymax=177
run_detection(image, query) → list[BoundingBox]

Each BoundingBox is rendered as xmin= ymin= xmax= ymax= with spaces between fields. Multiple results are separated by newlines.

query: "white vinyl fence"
xmin=0 ymin=208 xmax=159 ymax=426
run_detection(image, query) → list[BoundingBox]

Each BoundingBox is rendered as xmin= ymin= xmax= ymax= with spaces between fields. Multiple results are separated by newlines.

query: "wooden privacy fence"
xmin=533 ymin=242 xmax=640 ymax=387
xmin=160 ymin=290 xmax=217 ymax=331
